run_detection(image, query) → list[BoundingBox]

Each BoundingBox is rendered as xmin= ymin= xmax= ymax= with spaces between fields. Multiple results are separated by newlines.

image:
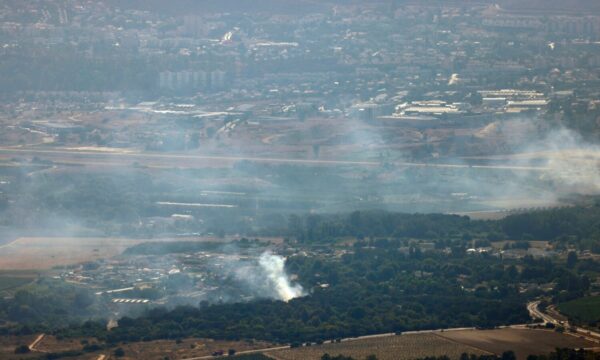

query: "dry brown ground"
xmin=0 ymin=334 xmax=40 ymax=359
xmin=0 ymin=237 xmax=146 ymax=270
xmin=35 ymin=335 xmax=98 ymax=353
xmin=0 ymin=334 xmax=276 ymax=360
xmin=437 ymin=328 xmax=596 ymax=360
xmin=116 ymin=338 xmax=275 ymax=359
xmin=269 ymin=333 xmax=488 ymax=360
xmin=0 ymin=236 xmax=281 ymax=270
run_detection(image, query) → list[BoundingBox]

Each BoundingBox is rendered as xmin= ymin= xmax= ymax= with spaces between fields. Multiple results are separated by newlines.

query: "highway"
xmin=0 ymin=146 xmax=551 ymax=172
xmin=527 ymin=300 xmax=557 ymax=324
xmin=527 ymin=300 xmax=600 ymax=345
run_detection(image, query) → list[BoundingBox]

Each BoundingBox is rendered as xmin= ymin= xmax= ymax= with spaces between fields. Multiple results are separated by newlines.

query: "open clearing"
xmin=33 ymin=335 xmax=96 ymax=353
xmin=0 ymin=335 xmax=39 ymax=360
xmin=268 ymin=329 xmax=598 ymax=360
xmin=0 ymin=329 xmax=594 ymax=360
xmin=437 ymin=328 xmax=596 ymax=360
xmin=118 ymin=338 xmax=276 ymax=359
xmin=0 ymin=236 xmax=270 ymax=270
xmin=0 ymin=335 xmax=276 ymax=360
xmin=268 ymin=333 xmax=488 ymax=360
xmin=0 ymin=237 xmax=147 ymax=270
xmin=0 ymin=236 xmax=283 ymax=270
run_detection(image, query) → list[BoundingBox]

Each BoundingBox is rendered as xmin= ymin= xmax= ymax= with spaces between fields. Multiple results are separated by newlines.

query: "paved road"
xmin=527 ymin=300 xmax=557 ymax=324
xmin=0 ymin=146 xmax=550 ymax=172
xmin=527 ymin=300 xmax=600 ymax=345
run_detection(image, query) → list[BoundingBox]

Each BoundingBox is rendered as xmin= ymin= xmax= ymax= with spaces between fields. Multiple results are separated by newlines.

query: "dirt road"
xmin=28 ymin=333 xmax=45 ymax=352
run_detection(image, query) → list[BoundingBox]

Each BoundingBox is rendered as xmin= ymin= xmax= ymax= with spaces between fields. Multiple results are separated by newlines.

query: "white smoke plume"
xmin=258 ymin=251 xmax=304 ymax=302
xmin=524 ymin=127 xmax=600 ymax=195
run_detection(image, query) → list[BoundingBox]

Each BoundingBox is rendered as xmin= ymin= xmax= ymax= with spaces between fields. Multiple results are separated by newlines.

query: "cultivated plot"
xmin=269 ymin=333 xmax=488 ymax=360
xmin=436 ymin=328 xmax=596 ymax=360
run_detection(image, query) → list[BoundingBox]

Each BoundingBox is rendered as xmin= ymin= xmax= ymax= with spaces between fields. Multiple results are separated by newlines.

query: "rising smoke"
xmin=258 ymin=251 xmax=305 ymax=302
xmin=258 ymin=251 xmax=304 ymax=302
xmin=526 ymin=127 xmax=600 ymax=195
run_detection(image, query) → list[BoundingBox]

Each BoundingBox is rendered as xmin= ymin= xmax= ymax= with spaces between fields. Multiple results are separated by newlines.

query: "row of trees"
xmin=287 ymin=204 xmax=600 ymax=253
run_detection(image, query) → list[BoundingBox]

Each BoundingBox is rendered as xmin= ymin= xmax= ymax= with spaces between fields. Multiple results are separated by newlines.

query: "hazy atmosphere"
xmin=0 ymin=1 xmax=600 ymax=360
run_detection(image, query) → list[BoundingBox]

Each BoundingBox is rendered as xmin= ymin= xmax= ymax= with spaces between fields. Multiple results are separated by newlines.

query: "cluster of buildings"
xmin=2 ymin=1 xmax=600 ymax=102
xmin=58 ymin=249 xmax=269 ymax=310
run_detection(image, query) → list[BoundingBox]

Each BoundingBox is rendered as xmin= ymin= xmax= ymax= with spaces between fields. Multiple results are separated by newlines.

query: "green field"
xmin=0 ymin=270 xmax=38 ymax=291
xmin=558 ymin=296 xmax=600 ymax=324
xmin=0 ymin=277 xmax=35 ymax=291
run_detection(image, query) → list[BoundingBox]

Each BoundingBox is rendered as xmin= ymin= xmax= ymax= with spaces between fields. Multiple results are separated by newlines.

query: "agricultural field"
xmin=114 ymin=338 xmax=277 ymax=359
xmin=436 ymin=328 xmax=596 ymax=360
xmin=268 ymin=333 xmax=488 ymax=360
xmin=0 ymin=334 xmax=278 ymax=360
xmin=558 ymin=296 xmax=600 ymax=324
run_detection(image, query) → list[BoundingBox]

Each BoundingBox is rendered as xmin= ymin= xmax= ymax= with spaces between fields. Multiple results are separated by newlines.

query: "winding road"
xmin=527 ymin=300 xmax=600 ymax=345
